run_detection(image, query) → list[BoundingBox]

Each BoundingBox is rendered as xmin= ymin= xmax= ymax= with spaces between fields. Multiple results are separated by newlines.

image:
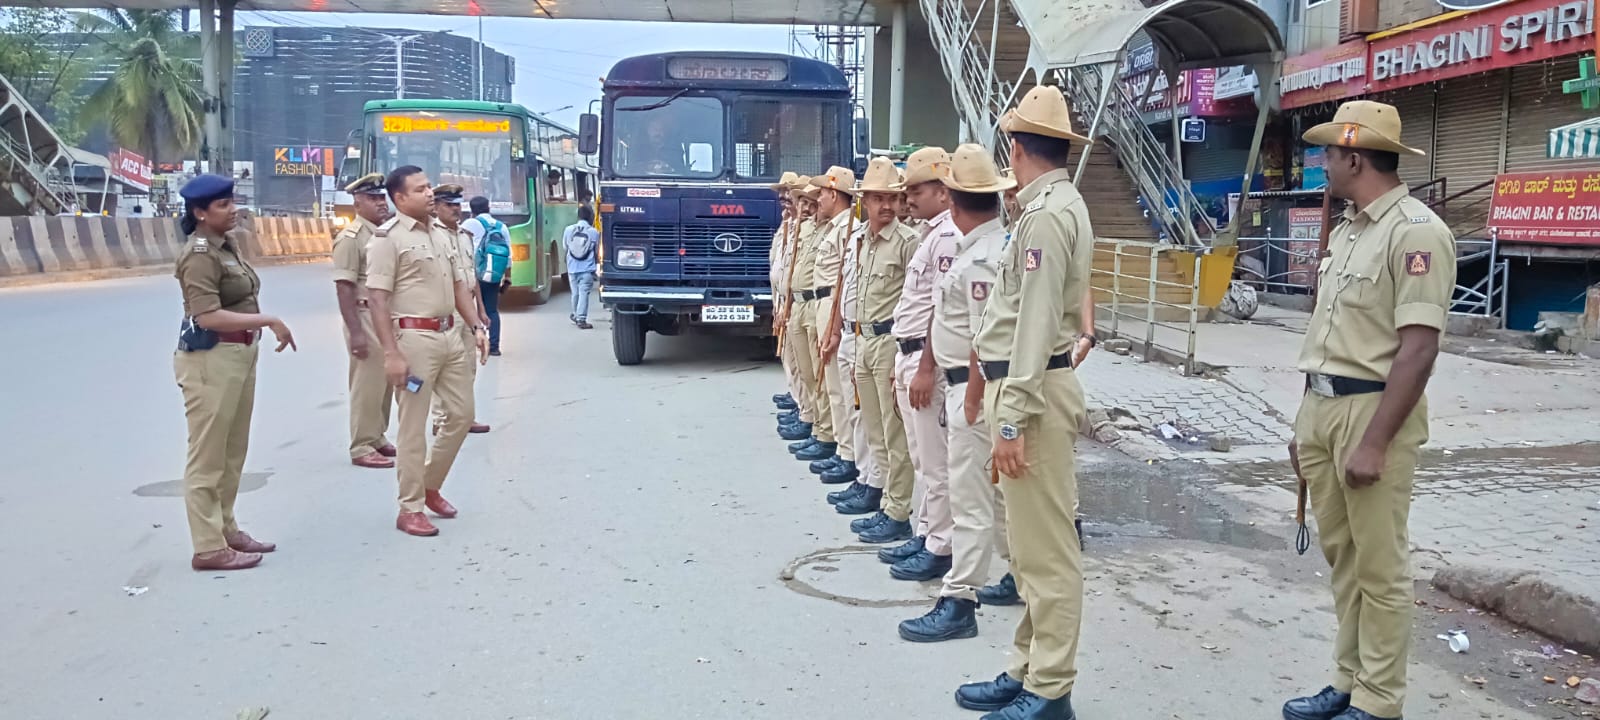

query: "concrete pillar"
xmin=217 ymin=0 xmax=235 ymax=174
xmin=889 ymin=0 xmax=906 ymax=147
xmin=198 ymin=0 xmax=218 ymax=173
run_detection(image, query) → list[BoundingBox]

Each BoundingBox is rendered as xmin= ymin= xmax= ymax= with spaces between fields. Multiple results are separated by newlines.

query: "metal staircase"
xmin=0 ymin=74 xmax=76 ymax=216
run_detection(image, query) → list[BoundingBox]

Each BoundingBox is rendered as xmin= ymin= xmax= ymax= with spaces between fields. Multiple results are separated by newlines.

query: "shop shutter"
xmin=1431 ymin=71 xmax=1507 ymax=234
xmin=1372 ymin=85 xmax=1437 ymax=191
xmin=1182 ymin=122 xmax=1254 ymax=183
xmin=1505 ymin=57 xmax=1596 ymax=173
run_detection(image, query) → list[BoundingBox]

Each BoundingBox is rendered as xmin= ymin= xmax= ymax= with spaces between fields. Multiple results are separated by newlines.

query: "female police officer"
xmin=172 ymin=174 xmax=296 ymax=571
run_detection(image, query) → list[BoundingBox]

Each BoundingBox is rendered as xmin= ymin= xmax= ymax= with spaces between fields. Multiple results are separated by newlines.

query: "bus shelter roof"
xmin=1017 ymin=0 xmax=1284 ymax=73
xmin=4 ymin=0 xmax=893 ymax=24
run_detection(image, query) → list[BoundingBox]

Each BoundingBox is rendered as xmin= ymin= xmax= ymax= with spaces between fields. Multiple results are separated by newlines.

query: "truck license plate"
xmin=702 ymin=305 xmax=755 ymax=324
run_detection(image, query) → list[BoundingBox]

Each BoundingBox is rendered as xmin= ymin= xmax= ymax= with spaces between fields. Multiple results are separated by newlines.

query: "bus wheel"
xmin=612 ymin=313 xmax=647 ymax=365
xmin=532 ymin=280 xmax=553 ymax=305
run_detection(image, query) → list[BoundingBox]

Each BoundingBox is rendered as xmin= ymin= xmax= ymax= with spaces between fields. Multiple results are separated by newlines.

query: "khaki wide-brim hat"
xmin=941 ymin=143 xmax=1016 ymax=194
xmin=788 ymin=175 xmax=814 ymax=200
xmin=1001 ymin=86 xmax=1092 ymax=145
xmin=1302 ymin=100 xmax=1425 ymax=156
xmin=810 ymin=166 xmax=859 ymax=196
xmin=895 ymin=146 xmax=952 ymax=188
xmin=857 ymin=156 xmax=904 ymax=194
xmin=771 ymin=171 xmax=802 ymax=192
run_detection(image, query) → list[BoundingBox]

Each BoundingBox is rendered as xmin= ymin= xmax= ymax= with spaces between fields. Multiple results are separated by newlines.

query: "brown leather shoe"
xmin=225 ymin=530 xmax=276 ymax=553
xmin=191 ymin=548 xmax=263 ymax=571
xmin=375 ymin=444 xmax=398 ymax=458
xmin=425 ymin=490 xmax=458 ymax=518
xmin=352 ymin=451 xmax=395 ymax=469
xmin=469 ymin=422 xmax=491 ymax=434
xmin=396 ymin=511 xmax=439 ymax=537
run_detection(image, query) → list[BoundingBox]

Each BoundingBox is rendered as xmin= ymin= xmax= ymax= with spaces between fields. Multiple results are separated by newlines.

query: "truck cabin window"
xmin=733 ymin=99 xmax=842 ymax=181
xmin=612 ymin=94 xmax=722 ymax=179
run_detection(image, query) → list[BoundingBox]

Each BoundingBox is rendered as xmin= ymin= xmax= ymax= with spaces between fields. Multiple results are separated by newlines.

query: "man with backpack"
xmin=464 ymin=196 xmax=510 ymax=355
xmin=564 ymin=205 xmax=601 ymax=330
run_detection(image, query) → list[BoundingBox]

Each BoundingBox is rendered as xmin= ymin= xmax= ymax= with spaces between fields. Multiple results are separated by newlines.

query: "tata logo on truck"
xmin=709 ymin=203 xmax=747 ymax=216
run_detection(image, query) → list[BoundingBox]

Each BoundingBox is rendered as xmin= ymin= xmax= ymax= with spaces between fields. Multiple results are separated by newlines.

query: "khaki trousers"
xmin=815 ymin=297 xmax=853 ymax=461
xmin=896 ymin=348 xmax=950 ymax=553
xmin=985 ymin=369 xmax=1086 ymax=700
xmin=796 ymin=299 xmax=835 ymax=443
xmin=780 ymin=320 xmax=814 ymax=423
xmin=432 ymin=321 xmax=479 ymax=427
xmin=940 ymin=381 xmax=1010 ymax=602
xmin=856 ymin=334 xmax=913 ymax=521
xmin=395 ymin=327 xmax=475 ymax=513
xmin=840 ymin=332 xmax=882 ymax=487
xmin=1294 ymin=391 xmax=1427 ymax=719
xmin=347 ymin=310 xmax=394 ymax=458
xmin=173 ymin=342 xmax=259 ymax=554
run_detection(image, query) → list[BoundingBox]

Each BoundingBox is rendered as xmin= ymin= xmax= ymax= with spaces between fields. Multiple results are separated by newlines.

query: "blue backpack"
xmin=475 ymin=217 xmax=510 ymax=283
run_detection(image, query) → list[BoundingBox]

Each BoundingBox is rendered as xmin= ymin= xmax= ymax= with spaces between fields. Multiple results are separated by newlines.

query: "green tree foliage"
xmin=76 ymin=10 xmax=203 ymax=164
xmin=0 ymin=9 xmax=94 ymax=144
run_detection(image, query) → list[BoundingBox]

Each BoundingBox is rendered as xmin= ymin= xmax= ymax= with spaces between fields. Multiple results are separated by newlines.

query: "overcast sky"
xmin=242 ymin=12 xmax=825 ymax=128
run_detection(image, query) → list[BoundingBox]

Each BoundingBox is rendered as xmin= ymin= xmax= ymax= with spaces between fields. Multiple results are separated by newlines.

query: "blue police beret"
xmin=179 ymin=174 xmax=236 ymax=204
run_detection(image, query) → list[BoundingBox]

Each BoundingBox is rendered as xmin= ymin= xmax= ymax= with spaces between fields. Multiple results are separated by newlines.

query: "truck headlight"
xmin=616 ymin=247 xmax=646 ymax=269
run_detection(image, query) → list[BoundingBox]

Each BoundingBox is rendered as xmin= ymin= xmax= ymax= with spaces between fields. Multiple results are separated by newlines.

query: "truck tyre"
xmin=613 ymin=313 xmax=647 ymax=365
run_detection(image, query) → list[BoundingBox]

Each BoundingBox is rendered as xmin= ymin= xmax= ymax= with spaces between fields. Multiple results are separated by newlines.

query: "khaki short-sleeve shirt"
xmin=790 ymin=218 xmax=822 ymax=293
xmin=365 ymin=214 xmax=460 ymax=319
xmin=894 ymin=209 xmax=963 ymax=340
xmin=932 ymin=217 xmax=1007 ymax=369
xmin=1297 ymin=184 xmax=1457 ymax=382
xmin=175 ymin=232 xmax=260 ymax=316
xmin=973 ymin=168 xmax=1095 ymax=429
xmin=855 ymin=219 xmax=920 ymax=325
xmin=810 ymin=210 xmax=853 ymax=291
xmin=331 ymin=216 xmax=377 ymax=294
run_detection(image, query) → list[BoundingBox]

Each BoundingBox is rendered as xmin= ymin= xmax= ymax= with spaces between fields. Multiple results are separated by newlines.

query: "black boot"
xmin=1282 ymin=687 xmax=1352 ymax=720
xmin=776 ymin=409 xmax=800 ymax=423
xmin=955 ymin=673 xmax=1024 ymax=712
xmin=809 ymin=455 xmax=843 ymax=475
xmin=795 ymin=441 xmax=837 ymax=461
xmin=890 ymin=549 xmax=953 ymax=581
xmin=850 ymin=511 xmax=887 ymax=532
xmin=1330 ymin=709 xmax=1400 ymax=720
xmin=827 ymin=481 xmax=866 ymax=505
xmin=898 ymin=597 xmax=978 ymax=643
xmin=775 ymin=396 xmax=798 ymax=410
xmin=980 ymin=690 xmax=1074 ymax=720
xmin=820 ymin=460 xmax=858 ymax=485
xmin=772 ymin=392 xmax=794 ymax=405
xmin=976 ymin=573 xmax=1022 ymax=606
xmin=778 ymin=423 xmax=813 ymax=441
xmin=788 ymin=437 xmax=819 ymax=454
xmin=837 ymin=487 xmax=882 ymax=516
xmin=858 ymin=516 xmax=912 ymax=544
xmin=877 ymin=535 xmax=925 ymax=564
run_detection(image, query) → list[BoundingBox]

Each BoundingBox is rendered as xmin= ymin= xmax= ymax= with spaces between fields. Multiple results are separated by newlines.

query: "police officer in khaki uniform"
xmin=172 ymin=174 xmax=296 ymax=571
xmin=899 ymin=144 xmax=1016 ymax=643
xmin=333 ymin=173 xmax=397 ymax=469
xmin=785 ymin=181 xmax=838 ymax=460
xmin=838 ymin=161 xmax=922 ymax=545
xmin=430 ymin=184 xmax=491 ymax=436
xmin=808 ymin=166 xmax=861 ymax=472
xmin=1281 ymin=100 xmax=1456 ymax=720
xmin=771 ymin=172 xmax=803 ymax=416
xmin=955 ymin=86 xmax=1094 ymax=720
xmin=366 ymin=166 xmax=490 ymax=538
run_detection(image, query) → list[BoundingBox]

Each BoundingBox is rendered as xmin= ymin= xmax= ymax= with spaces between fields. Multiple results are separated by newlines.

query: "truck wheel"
xmin=612 ymin=313 xmax=647 ymax=365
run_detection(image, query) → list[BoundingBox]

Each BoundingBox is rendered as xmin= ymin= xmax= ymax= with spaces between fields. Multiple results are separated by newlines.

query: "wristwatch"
xmin=999 ymin=424 xmax=1020 ymax=441
xmin=474 ymin=325 xmax=489 ymax=334
xmin=1083 ymin=333 xmax=1099 ymax=348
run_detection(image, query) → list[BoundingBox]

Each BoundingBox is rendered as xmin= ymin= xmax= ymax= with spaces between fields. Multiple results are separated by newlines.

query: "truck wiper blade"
xmin=619 ymin=88 xmax=690 ymax=112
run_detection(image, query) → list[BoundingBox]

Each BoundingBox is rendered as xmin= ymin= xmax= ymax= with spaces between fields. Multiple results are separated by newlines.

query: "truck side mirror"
xmin=854 ymin=117 xmax=871 ymax=157
xmin=578 ymin=113 xmax=600 ymax=156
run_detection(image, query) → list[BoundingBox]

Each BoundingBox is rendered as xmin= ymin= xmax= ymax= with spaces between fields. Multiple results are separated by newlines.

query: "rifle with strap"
xmin=817 ymin=199 xmax=857 ymax=383
xmin=776 ymin=215 xmax=802 ymax=357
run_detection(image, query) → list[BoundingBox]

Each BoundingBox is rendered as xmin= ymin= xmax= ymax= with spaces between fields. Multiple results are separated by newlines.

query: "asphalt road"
xmin=0 ymin=263 xmax=1568 ymax=719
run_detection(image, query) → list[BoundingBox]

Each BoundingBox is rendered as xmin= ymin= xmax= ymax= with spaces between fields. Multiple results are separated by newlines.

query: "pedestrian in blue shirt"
xmin=564 ymin=206 xmax=600 ymax=329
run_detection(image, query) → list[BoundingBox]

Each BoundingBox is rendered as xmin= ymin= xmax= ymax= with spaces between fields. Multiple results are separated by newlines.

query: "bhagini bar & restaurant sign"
xmin=1368 ymin=0 xmax=1594 ymax=91
xmin=1488 ymin=170 xmax=1600 ymax=245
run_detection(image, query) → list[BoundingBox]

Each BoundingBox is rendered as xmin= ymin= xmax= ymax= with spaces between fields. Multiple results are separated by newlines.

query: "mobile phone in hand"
xmin=405 ymin=375 xmax=423 ymax=393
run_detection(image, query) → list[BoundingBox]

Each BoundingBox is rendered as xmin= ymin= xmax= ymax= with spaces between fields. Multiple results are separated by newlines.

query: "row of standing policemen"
xmin=764 ymin=92 xmax=1453 ymax=720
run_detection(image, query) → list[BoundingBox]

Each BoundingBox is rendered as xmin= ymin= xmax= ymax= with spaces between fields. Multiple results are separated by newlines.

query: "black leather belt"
xmin=897 ymin=337 xmax=926 ymax=354
xmin=978 ymin=352 xmax=1073 ymax=381
xmin=843 ymin=320 xmax=857 ymax=333
xmin=793 ymin=286 xmax=833 ymax=302
xmin=944 ymin=366 xmax=969 ymax=386
xmin=860 ymin=319 xmax=894 ymax=337
xmin=1308 ymin=373 xmax=1387 ymax=398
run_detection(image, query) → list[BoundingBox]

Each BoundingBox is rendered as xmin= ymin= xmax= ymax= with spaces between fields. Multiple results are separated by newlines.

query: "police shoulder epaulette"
xmin=192 ymin=237 xmax=209 ymax=253
xmin=1397 ymin=197 xmax=1436 ymax=225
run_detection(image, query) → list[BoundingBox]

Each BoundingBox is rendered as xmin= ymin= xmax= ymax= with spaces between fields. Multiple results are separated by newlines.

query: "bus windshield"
xmin=610 ymin=94 xmax=723 ymax=179
xmin=732 ymin=98 xmax=844 ymax=181
xmin=369 ymin=110 xmax=529 ymax=214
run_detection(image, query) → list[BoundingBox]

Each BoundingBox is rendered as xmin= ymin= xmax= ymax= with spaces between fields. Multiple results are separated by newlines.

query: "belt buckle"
xmin=1308 ymin=374 xmax=1336 ymax=398
xmin=978 ymin=362 xmax=991 ymax=382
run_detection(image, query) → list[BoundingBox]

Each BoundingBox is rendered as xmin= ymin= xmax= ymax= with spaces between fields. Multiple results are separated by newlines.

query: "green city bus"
xmin=341 ymin=99 xmax=593 ymax=304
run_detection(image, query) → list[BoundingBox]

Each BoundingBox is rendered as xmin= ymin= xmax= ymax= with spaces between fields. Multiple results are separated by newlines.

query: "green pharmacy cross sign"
xmin=1565 ymin=55 xmax=1600 ymax=110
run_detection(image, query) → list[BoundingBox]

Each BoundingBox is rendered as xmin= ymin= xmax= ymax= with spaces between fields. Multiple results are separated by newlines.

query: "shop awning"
xmin=1016 ymin=0 xmax=1285 ymax=73
xmin=1548 ymin=117 xmax=1600 ymax=159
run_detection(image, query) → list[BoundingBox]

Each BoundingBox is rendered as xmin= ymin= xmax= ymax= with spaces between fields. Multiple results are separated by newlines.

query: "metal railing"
xmin=1093 ymin=240 xmax=1203 ymax=375
xmin=920 ymin=0 xmax=1015 ymax=146
xmin=1451 ymin=234 xmax=1508 ymax=325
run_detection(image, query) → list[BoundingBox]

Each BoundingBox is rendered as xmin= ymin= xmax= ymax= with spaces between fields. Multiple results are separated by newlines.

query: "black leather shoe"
xmin=955 ymin=673 xmax=1024 ymax=712
xmin=772 ymin=392 xmax=794 ymax=405
xmin=1331 ymin=709 xmax=1399 ymax=720
xmin=899 ymin=597 xmax=978 ymax=643
xmin=788 ymin=437 xmax=819 ymax=454
xmin=977 ymin=573 xmax=1022 ymax=606
xmin=820 ymin=460 xmax=858 ymax=484
xmin=891 ymin=549 xmax=953 ymax=581
xmin=809 ymin=455 xmax=842 ymax=475
xmin=837 ymin=487 xmax=882 ymax=516
xmin=981 ymin=690 xmax=1074 ymax=720
xmin=775 ymin=397 xmax=798 ymax=410
xmin=1282 ymin=687 xmax=1352 ymax=720
xmin=776 ymin=409 xmax=800 ymax=423
xmin=779 ymin=423 xmax=813 ymax=441
xmin=796 ymin=441 xmax=837 ymax=461
xmin=827 ymin=481 xmax=866 ymax=505
xmin=878 ymin=535 xmax=925 ymax=564
xmin=859 ymin=517 xmax=912 ymax=544
xmin=850 ymin=511 xmax=887 ymax=532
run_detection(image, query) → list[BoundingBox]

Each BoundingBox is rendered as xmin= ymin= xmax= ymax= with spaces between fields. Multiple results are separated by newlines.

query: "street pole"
xmin=199 ymin=0 xmax=218 ymax=173
xmin=385 ymin=34 xmax=421 ymax=99
xmin=477 ymin=17 xmax=484 ymax=101
xmin=888 ymin=0 xmax=906 ymax=147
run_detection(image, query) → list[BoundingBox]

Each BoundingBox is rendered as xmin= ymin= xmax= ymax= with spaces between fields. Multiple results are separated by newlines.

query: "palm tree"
xmin=77 ymin=10 xmax=203 ymax=165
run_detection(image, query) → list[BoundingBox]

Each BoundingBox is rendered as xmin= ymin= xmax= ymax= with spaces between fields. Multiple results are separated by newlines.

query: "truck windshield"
xmin=369 ymin=110 xmax=529 ymax=214
xmin=732 ymin=98 xmax=843 ymax=181
xmin=611 ymin=94 xmax=723 ymax=180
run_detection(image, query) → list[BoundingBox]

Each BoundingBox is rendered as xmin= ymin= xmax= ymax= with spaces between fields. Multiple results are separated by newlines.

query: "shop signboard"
xmin=109 ymin=148 xmax=153 ymax=193
xmin=1367 ymin=0 xmax=1595 ymax=93
xmin=1488 ymin=170 xmax=1600 ymax=245
xmin=1286 ymin=207 xmax=1325 ymax=287
xmin=1213 ymin=65 xmax=1258 ymax=100
xmin=1280 ymin=40 xmax=1369 ymax=109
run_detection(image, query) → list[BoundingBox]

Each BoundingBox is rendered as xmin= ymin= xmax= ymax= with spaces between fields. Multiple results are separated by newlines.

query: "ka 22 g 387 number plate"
xmin=701 ymin=305 xmax=756 ymax=324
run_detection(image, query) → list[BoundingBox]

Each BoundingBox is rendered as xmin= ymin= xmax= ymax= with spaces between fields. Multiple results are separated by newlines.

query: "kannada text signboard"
xmin=1488 ymin=170 xmax=1600 ymax=245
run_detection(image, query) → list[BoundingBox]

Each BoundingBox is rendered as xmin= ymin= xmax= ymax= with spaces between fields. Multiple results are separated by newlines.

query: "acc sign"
xmin=109 ymin=149 xmax=153 ymax=193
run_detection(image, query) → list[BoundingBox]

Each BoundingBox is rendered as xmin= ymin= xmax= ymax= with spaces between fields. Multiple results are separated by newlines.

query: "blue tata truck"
xmin=578 ymin=51 xmax=865 ymax=365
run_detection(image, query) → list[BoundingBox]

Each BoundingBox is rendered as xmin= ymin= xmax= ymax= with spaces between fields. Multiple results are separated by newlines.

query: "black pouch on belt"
xmin=177 ymin=316 xmax=219 ymax=352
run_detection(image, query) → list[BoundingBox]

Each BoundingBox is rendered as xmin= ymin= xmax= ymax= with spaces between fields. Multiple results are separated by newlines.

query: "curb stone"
xmin=1431 ymin=562 xmax=1600 ymax=656
xmin=0 ymin=253 xmax=331 ymax=290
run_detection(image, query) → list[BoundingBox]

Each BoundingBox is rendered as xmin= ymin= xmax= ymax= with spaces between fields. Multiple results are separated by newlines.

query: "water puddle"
xmin=133 ymin=471 xmax=273 ymax=497
xmin=1197 ymin=443 xmax=1600 ymax=498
